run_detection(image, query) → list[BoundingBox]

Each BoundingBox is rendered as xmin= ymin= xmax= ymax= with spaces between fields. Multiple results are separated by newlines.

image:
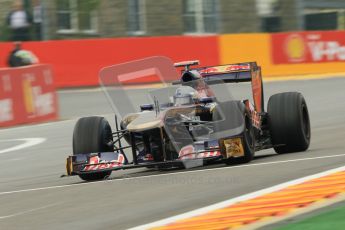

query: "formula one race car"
xmin=65 ymin=56 xmax=310 ymax=181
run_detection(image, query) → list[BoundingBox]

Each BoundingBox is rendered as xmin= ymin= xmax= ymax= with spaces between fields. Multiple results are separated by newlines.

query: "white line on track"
xmin=129 ymin=164 xmax=345 ymax=230
xmin=0 ymin=157 xmax=26 ymax=163
xmin=0 ymin=153 xmax=345 ymax=196
xmin=0 ymin=114 xmax=112 ymax=133
xmin=0 ymin=119 xmax=74 ymax=133
xmin=0 ymin=202 xmax=61 ymax=220
xmin=0 ymin=138 xmax=46 ymax=154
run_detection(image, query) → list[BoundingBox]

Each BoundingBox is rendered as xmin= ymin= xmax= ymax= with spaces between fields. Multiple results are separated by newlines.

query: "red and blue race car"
xmin=65 ymin=56 xmax=311 ymax=181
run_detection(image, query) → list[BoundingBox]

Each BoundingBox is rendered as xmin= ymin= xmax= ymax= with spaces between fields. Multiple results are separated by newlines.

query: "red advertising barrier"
xmin=0 ymin=64 xmax=58 ymax=127
xmin=0 ymin=36 xmax=219 ymax=88
xmin=271 ymin=31 xmax=345 ymax=64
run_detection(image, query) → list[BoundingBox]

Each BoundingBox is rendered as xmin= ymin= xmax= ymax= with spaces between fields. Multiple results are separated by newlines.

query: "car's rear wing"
xmin=173 ymin=61 xmax=264 ymax=113
xmin=172 ymin=62 xmax=259 ymax=85
xmin=196 ymin=62 xmax=256 ymax=83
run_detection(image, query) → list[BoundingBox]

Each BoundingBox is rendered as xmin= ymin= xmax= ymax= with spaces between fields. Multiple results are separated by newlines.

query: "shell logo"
xmin=284 ymin=34 xmax=306 ymax=62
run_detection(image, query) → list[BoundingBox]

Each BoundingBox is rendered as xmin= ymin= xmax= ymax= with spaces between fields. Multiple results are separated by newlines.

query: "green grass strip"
xmin=276 ymin=204 xmax=345 ymax=230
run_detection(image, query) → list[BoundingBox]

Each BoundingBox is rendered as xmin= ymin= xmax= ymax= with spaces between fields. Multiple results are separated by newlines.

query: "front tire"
xmin=225 ymin=117 xmax=255 ymax=165
xmin=240 ymin=118 xmax=255 ymax=163
xmin=212 ymin=101 xmax=254 ymax=164
xmin=73 ymin=116 xmax=114 ymax=181
xmin=268 ymin=92 xmax=310 ymax=154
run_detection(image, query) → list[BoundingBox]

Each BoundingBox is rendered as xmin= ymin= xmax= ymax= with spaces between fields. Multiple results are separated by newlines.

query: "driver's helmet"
xmin=181 ymin=70 xmax=214 ymax=98
xmin=181 ymin=70 xmax=202 ymax=88
xmin=173 ymin=86 xmax=198 ymax=106
xmin=14 ymin=50 xmax=39 ymax=65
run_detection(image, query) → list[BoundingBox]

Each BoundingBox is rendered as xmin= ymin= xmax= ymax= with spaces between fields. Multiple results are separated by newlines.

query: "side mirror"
xmin=140 ymin=104 xmax=154 ymax=111
xmin=199 ymin=97 xmax=215 ymax=104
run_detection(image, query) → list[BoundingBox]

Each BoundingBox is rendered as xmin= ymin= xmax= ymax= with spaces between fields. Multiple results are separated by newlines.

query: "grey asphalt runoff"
xmin=0 ymin=77 xmax=345 ymax=230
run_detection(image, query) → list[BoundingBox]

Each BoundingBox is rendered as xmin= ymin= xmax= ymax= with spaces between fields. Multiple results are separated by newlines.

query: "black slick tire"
xmin=267 ymin=92 xmax=310 ymax=154
xmin=73 ymin=116 xmax=114 ymax=181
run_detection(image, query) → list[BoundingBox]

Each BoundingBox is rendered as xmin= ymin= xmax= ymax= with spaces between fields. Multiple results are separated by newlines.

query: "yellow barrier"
xmin=219 ymin=33 xmax=345 ymax=77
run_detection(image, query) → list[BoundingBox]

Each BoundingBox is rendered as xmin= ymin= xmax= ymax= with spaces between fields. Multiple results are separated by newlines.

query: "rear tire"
xmin=73 ymin=116 xmax=114 ymax=181
xmin=268 ymin=92 xmax=310 ymax=154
